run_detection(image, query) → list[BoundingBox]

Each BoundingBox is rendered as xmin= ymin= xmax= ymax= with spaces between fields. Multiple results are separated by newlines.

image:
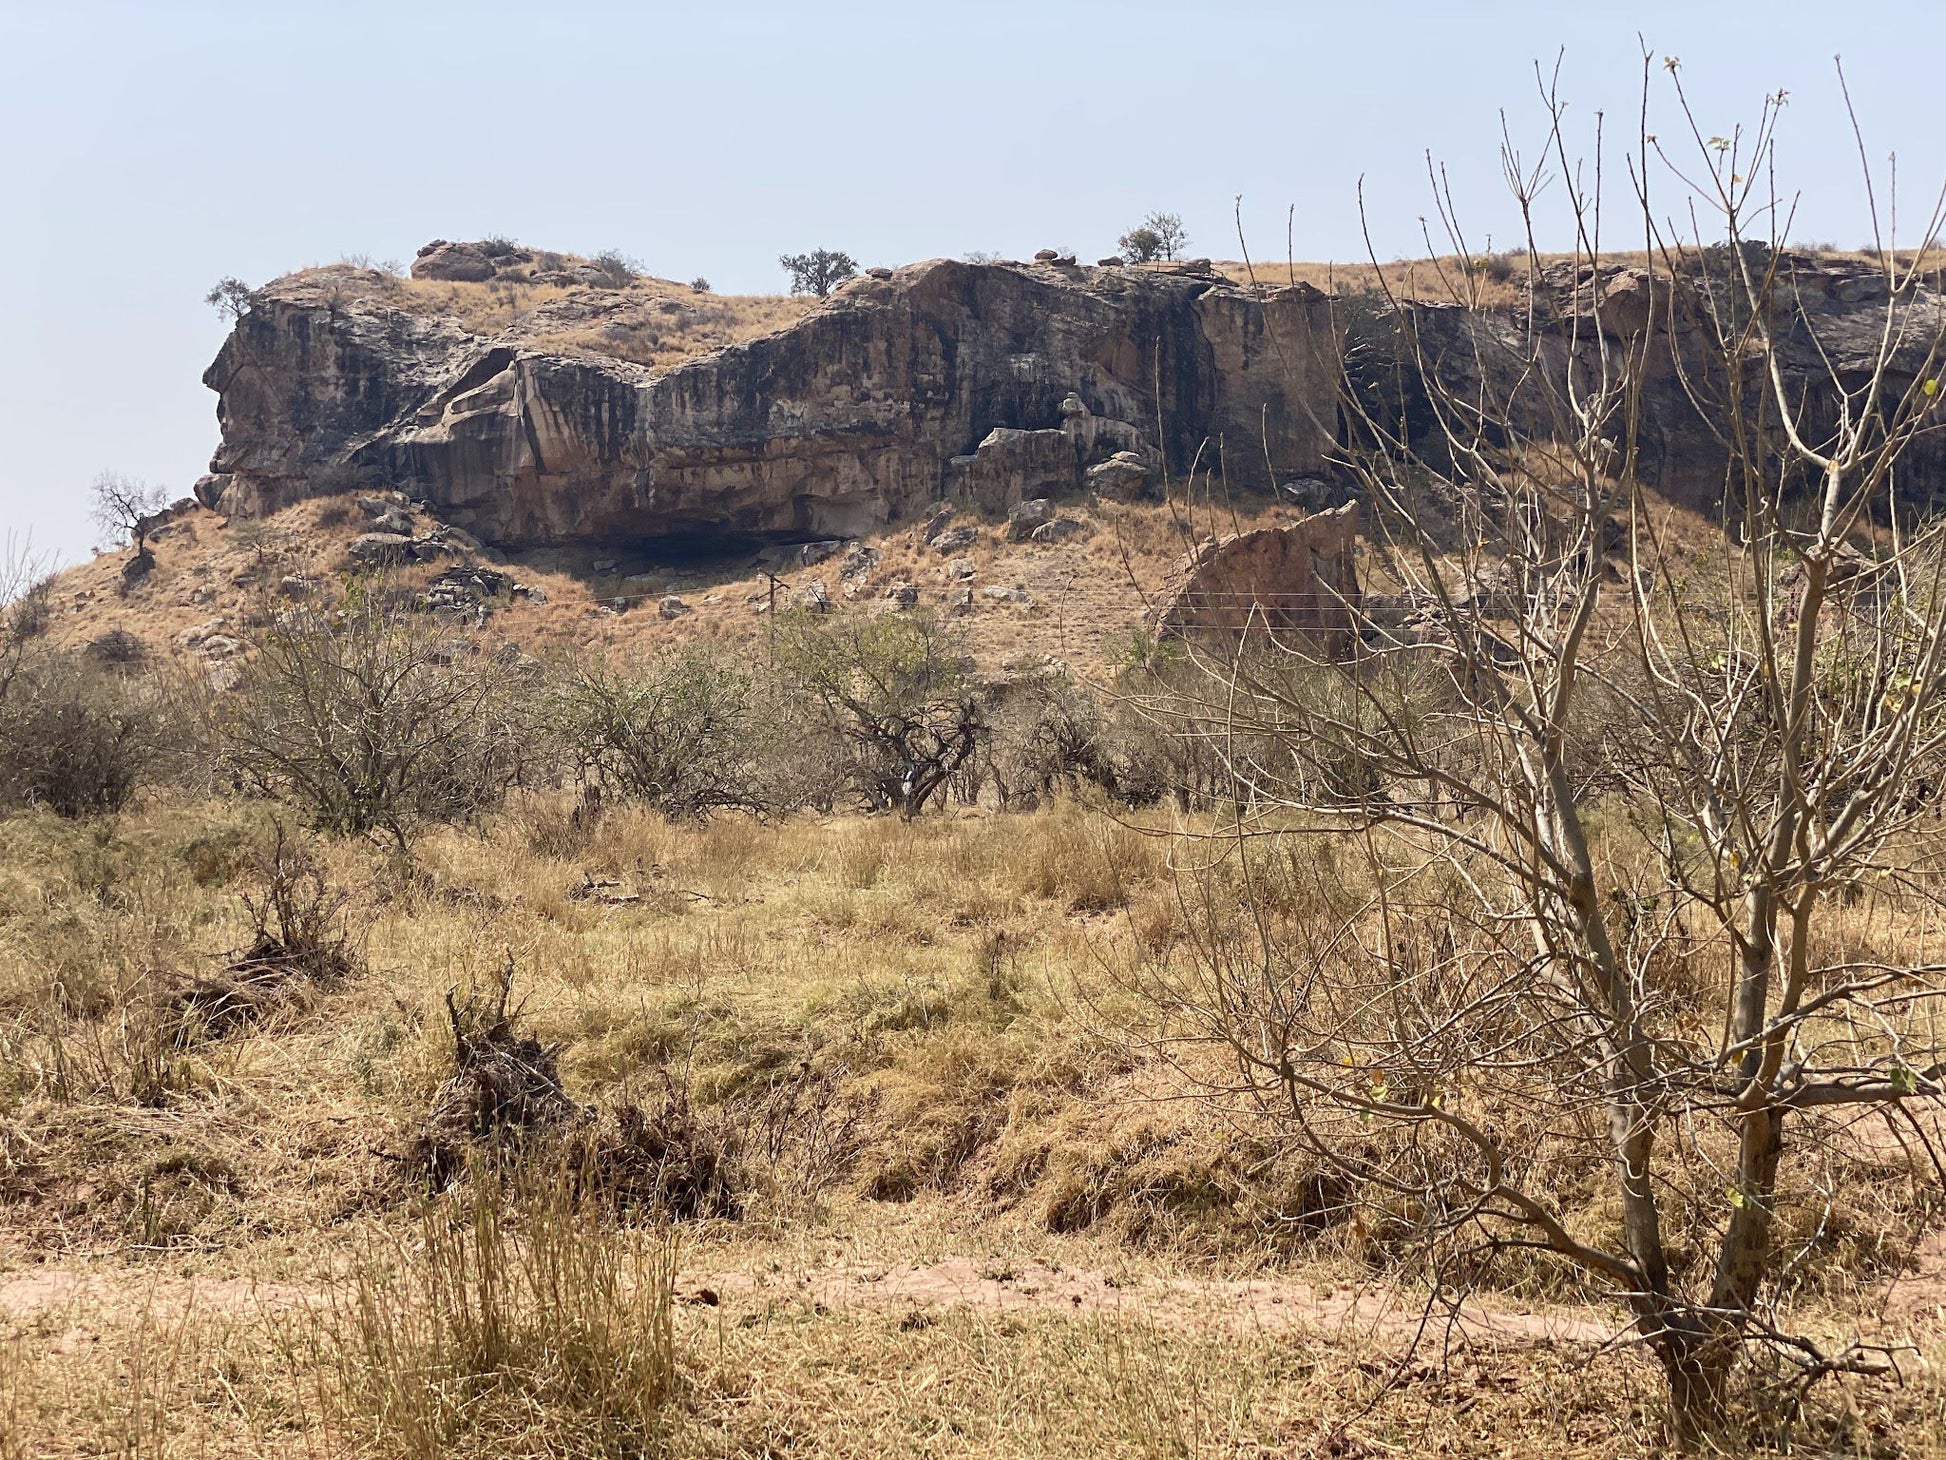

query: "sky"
xmin=4 ymin=0 xmax=1944 ymax=566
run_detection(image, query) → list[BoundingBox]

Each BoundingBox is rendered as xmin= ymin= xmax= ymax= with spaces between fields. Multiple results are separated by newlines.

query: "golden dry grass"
xmin=270 ymin=262 xmax=817 ymax=374
xmin=1 ymin=791 xmax=1942 ymax=1456
xmin=42 ymin=487 xmax=1327 ymax=681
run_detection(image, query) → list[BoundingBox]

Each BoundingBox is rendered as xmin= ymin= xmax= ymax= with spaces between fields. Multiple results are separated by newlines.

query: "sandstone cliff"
xmin=199 ymin=251 xmax=1341 ymax=550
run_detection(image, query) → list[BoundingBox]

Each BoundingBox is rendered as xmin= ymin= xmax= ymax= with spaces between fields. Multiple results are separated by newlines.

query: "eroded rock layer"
xmin=199 ymin=254 xmax=1340 ymax=549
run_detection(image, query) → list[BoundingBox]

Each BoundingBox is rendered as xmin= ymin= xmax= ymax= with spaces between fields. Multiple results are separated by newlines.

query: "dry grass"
xmin=1 ymin=793 xmax=1941 ymax=1454
xmin=43 ymin=486 xmax=1312 ymax=681
xmin=269 ymin=263 xmax=817 ymax=374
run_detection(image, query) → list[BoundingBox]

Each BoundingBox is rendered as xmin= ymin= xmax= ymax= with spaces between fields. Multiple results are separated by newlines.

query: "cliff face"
xmin=199 ymin=253 xmax=1341 ymax=549
xmin=1350 ymin=251 xmax=1946 ymax=506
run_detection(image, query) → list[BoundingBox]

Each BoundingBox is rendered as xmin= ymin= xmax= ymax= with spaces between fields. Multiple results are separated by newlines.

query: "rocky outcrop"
xmin=198 ymin=251 xmax=1341 ymax=549
xmin=1353 ymin=250 xmax=1946 ymax=507
xmin=1151 ymin=503 xmax=1362 ymax=651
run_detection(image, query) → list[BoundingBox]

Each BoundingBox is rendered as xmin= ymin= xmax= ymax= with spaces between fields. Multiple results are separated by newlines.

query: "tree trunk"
xmin=1648 ymin=1318 xmax=1734 ymax=1448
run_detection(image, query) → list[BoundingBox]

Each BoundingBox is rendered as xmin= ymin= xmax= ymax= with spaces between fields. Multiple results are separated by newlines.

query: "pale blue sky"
xmin=4 ymin=0 xmax=1942 ymax=563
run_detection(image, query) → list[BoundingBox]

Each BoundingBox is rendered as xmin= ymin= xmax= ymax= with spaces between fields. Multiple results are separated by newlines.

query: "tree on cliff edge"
xmin=780 ymin=249 xmax=858 ymax=297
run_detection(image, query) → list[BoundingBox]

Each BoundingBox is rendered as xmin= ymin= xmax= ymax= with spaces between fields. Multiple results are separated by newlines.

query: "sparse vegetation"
xmin=88 ymin=470 xmax=165 ymax=553
xmin=1118 ymin=211 xmax=1188 ymax=264
xmin=780 ymin=247 xmax=858 ymax=297
xmin=203 ymin=275 xmax=256 ymax=321
xmin=9 ymin=59 xmax=1946 ymax=1460
xmin=215 ymin=597 xmax=536 ymax=850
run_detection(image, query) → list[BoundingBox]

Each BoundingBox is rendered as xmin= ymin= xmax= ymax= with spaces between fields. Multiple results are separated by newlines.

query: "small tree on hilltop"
xmin=205 ymin=276 xmax=257 ymax=323
xmin=780 ymin=249 xmax=858 ymax=298
xmin=1118 ymin=211 xmax=1188 ymax=263
xmin=89 ymin=472 xmax=166 ymax=554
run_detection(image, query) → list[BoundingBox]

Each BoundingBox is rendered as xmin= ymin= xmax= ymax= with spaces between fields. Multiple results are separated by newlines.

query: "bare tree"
xmin=89 ymin=471 xmax=167 ymax=553
xmin=217 ymin=597 xmax=536 ymax=850
xmin=1132 ymin=61 xmax=1946 ymax=1442
xmin=548 ymin=647 xmax=759 ymax=818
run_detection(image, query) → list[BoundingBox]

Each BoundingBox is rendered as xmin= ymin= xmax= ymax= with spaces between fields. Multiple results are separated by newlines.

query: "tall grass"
xmin=326 ymin=1155 xmax=677 ymax=1460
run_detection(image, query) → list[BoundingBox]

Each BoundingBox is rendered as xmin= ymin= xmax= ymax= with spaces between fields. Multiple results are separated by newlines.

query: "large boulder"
xmin=199 ymin=252 xmax=1343 ymax=548
xmin=1151 ymin=502 xmax=1362 ymax=652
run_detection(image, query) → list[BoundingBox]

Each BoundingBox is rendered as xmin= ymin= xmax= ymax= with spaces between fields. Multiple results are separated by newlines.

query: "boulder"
xmin=411 ymin=239 xmax=500 ymax=282
xmin=793 ymin=580 xmax=831 ymax=612
xmin=932 ymin=524 xmax=979 ymax=554
xmin=949 ymin=429 xmax=1079 ymax=513
xmin=1007 ymin=498 xmax=1055 ymax=541
xmin=657 ymin=595 xmax=692 ymax=619
xmin=919 ymin=505 xmax=955 ymax=544
xmin=1031 ymin=517 xmax=1087 ymax=544
xmin=119 ymin=548 xmax=156 ymax=590
xmin=1086 ymin=452 xmax=1150 ymax=499
xmin=883 ymin=581 xmax=919 ymax=610
xmin=1150 ymin=502 xmax=1362 ymax=652
xmin=348 ymin=532 xmax=415 ymax=564
xmin=368 ymin=509 xmax=415 ymax=535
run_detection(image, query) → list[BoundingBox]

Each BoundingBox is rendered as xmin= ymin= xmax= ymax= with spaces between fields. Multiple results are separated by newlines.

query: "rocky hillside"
xmin=196 ymin=244 xmax=1341 ymax=550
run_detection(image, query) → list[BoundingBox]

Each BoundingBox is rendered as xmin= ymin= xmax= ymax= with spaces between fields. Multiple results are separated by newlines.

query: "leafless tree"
xmin=1130 ymin=59 xmax=1946 ymax=1442
xmin=89 ymin=471 xmax=167 ymax=554
xmin=548 ymin=647 xmax=760 ymax=818
xmin=217 ymin=596 xmax=536 ymax=850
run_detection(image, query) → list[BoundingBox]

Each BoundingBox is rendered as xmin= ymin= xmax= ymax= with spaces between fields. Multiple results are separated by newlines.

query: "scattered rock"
xmin=1086 ymin=451 xmax=1151 ymax=499
xmin=348 ymin=532 xmax=415 ymax=565
xmin=794 ymin=579 xmax=831 ymax=612
xmin=1007 ymin=498 xmax=1055 ymax=541
xmin=118 ymin=549 xmax=156 ymax=591
xmin=278 ymin=575 xmax=317 ymax=599
xmin=883 ymin=582 xmax=919 ymax=610
xmin=658 ymin=594 xmax=692 ymax=620
xmin=949 ymin=587 xmax=975 ymax=615
xmin=839 ymin=543 xmax=881 ymax=579
xmin=356 ymin=495 xmax=398 ymax=518
xmin=179 ymin=618 xmax=229 ymax=648
xmin=982 ymin=584 xmax=1033 ymax=605
xmin=1097 ymin=256 xmax=1125 ymax=267
xmin=1034 ymin=248 xmax=1061 ymax=261
xmin=920 ymin=505 xmax=956 ymax=544
xmin=932 ymin=524 xmax=979 ymax=554
xmin=945 ymin=556 xmax=976 ymax=581
xmin=592 ymin=558 xmax=619 ymax=573
xmin=1031 ymin=517 xmax=1087 ymax=544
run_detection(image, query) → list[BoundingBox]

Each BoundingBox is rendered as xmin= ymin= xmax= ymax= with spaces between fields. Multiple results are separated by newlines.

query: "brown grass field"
xmin=1 ymin=789 xmax=1943 ymax=1457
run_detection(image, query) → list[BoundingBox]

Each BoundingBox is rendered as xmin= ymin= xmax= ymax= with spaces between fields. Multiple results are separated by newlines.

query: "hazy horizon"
xmin=5 ymin=0 xmax=1943 ymax=565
